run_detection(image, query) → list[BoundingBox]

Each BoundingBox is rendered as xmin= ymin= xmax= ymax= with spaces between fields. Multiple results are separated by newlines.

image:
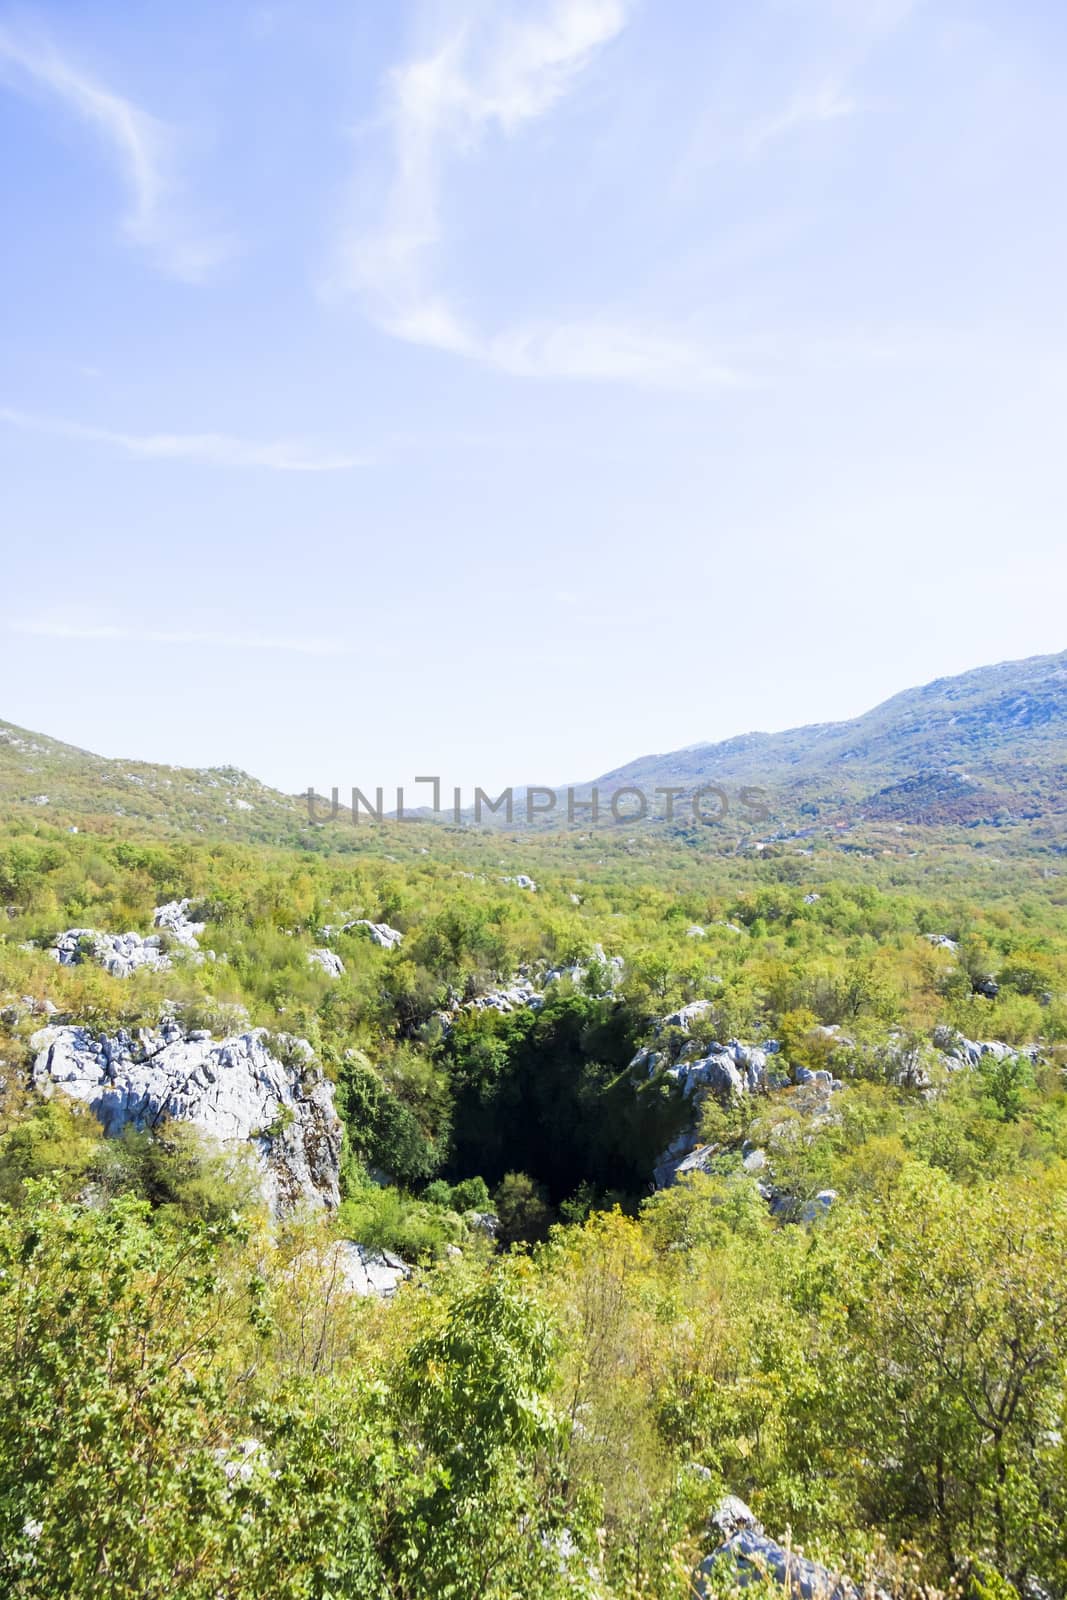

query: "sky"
xmin=1 ymin=0 xmax=1066 ymax=799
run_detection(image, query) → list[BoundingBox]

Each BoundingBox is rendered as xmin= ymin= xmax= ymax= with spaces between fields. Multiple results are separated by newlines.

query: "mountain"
xmin=3 ymin=648 xmax=1066 ymax=848
xmin=582 ymin=648 xmax=1067 ymax=835
xmin=0 ymin=719 xmax=304 ymax=840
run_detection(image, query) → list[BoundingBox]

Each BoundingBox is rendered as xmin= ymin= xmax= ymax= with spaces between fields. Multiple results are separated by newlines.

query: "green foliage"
xmin=335 ymin=1050 xmax=444 ymax=1186
xmin=0 ymin=1187 xmax=261 ymax=1598
xmin=0 ymin=1103 xmax=259 ymax=1223
xmin=391 ymin=1264 xmax=591 ymax=1599
xmin=977 ymin=1052 xmax=1033 ymax=1122
xmin=422 ymin=1173 xmax=491 ymax=1212
xmin=337 ymin=1181 xmax=465 ymax=1261
xmin=492 ymin=1170 xmax=554 ymax=1245
xmin=1 ymin=800 xmax=1067 ymax=1594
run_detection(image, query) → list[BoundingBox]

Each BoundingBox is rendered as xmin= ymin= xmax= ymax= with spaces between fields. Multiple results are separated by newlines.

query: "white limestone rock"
xmin=50 ymin=901 xmax=209 ymax=979
xmin=153 ymin=899 xmax=206 ymax=949
xmin=344 ymin=920 xmax=404 ymax=950
xmin=462 ymin=980 xmax=544 ymax=1016
xmin=51 ymin=928 xmax=172 ymax=979
xmin=660 ymin=1000 xmax=716 ymax=1033
xmin=291 ymin=1238 xmax=411 ymax=1299
xmin=31 ymin=1022 xmax=343 ymax=1216
xmin=308 ymin=948 xmax=345 ymax=978
xmin=932 ymin=1025 xmax=1039 ymax=1072
xmin=332 ymin=1241 xmax=410 ymax=1297
xmin=695 ymin=1525 xmax=854 ymax=1600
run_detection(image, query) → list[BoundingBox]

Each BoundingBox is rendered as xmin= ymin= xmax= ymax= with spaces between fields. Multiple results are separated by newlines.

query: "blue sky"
xmin=1 ymin=0 xmax=1065 ymax=797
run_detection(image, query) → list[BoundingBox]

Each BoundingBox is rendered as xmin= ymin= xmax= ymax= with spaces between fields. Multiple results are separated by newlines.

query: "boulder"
xmin=932 ymin=1028 xmax=1040 ymax=1075
xmin=31 ymin=1023 xmax=343 ymax=1216
xmin=661 ymin=1000 xmax=716 ymax=1033
xmin=710 ymin=1495 xmax=762 ymax=1539
xmin=52 ymin=927 xmax=172 ymax=980
xmin=344 ymin=920 xmax=404 ymax=950
xmin=670 ymin=1144 xmax=720 ymax=1181
xmin=679 ymin=1052 xmax=746 ymax=1098
xmin=667 ymin=1041 xmax=775 ymax=1100
xmin=771 ymin=1189 xmax=837 ymax=1224
xmin=467 ymin=1210 xmax=501 ymax=1238
xmin=50 ymin=903 xmax=210 ymax=978
xmin=695 ymin=1526 xmax=853 ymax=1599
xmin=153 ymin=899 xmax=206 ymax=949
xmin=308 ymin=948 xmax=345 ymax=978
xmin=795 ymin=1067 xmax=835 ymax=1089
xmin=302 ymin=1239 xmax=410 ymax=1298
xmin=463 ymin=981 xmax=544 ymax=1016
xmin=802 ymin=1189 xmax=838 ymax=1222
xmin=653 ymin=1129 xmax=704 ymax=1188
xmin=337 ymin=1242 xmax=410 ymax=1297
xmin=545 ymin=946 xmax=624 ymax=991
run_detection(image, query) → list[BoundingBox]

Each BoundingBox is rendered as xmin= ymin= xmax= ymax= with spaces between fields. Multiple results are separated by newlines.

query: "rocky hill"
xmin=4 ymin=648 xmax=1066 ymax=848
xmin=0 ymin=719 xmax=304 ymax=840
xmin=583 ymin=648 xmax=1067 ymax=835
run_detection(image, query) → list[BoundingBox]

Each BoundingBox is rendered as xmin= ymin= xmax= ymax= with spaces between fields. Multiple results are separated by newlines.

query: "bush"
xmin=493 ymin=1171 xmax=554 ymax=1245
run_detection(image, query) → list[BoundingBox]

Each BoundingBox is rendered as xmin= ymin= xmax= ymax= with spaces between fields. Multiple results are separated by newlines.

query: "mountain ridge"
xmin=2 ymin=646 xmax=1065 ymax=843
xmin=579 ymin=647 xmax=1067 ymax=832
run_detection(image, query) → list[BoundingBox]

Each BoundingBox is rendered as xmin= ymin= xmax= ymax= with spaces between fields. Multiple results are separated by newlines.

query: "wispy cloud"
xmin=328 ymin=1 xmax=741 ymax=388
xmin=745 ymin=81 xmax=857 ymax=153
xmin=0 ymin=407 xmax=366 ymax=472
xmin=674 ymin=0 xmax=919 ymax=194
xmin=0 ymin=24 xmax=231 ymax=281
xmin=10 ymin=619 xmax=355 ymax=658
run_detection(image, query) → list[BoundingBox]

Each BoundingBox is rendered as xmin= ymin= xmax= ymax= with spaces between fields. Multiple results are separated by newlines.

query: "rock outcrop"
xmin=934 ymin=1026 xmax=1040 ymax=1070
xmin=462 ymin=980 xmax=544 ymax=1016
xmin=641 ymin=1018 xmax=838 ymax=1188
xmin=636 ymin=1032 xmax=785 ymax=1099
xmin=695 ymin=1496 xmax=854 ymax=1599
xmin=329 ymin=1241 xmax=410 ymax=1297
xmin=50 ymin=901 xmax=208 ymax=979
xmin=308 ymin=948 xmax=345 ymax=978
xmin=293 ymin=1238 xmax=411 ymax=1298
xmin=644 ymin=1003 xmax=1041 ymax=1193
xmin=431 ymin=948 xmax=625 ymax=1032
xmin=544 ymin=945 xmax=625 ymax=988
xmin=344 ymin=920 xmax=404 ymax=950
xmin=153 ymin=899 xmax=206 ymax=949
xmin=52 ymin=928 xmax=172 ymax=979
xmin=31 ymin=1022 xmax=343 ymax=1216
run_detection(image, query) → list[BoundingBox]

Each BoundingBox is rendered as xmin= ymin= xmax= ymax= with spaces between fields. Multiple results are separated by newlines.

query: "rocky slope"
xmin=31 ymin=1021 xmax=343 ymax=1216
xmin=5 ymin=648 xmax=1066 ymax=847
xmin=0 ymin=719 xmax=304 ymax=839
xmin=581 ymin=647 xmax=1067 ymax=834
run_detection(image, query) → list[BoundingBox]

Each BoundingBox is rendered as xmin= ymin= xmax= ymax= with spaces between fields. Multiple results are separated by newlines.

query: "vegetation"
xmin=1 ymin=801 xmax=1067 ymax=1596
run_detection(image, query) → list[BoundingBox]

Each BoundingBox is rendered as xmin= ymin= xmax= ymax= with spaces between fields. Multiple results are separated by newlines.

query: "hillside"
xmin=0 ymin=719 xmax=305 ymax=841
xmin=584 ymin=648 xmax=1067 ymax=834
xmin=3 ymin=671 xmax=1067 ymax=1599
xmin=3 ymin=647 xmax=1066 ymax=853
